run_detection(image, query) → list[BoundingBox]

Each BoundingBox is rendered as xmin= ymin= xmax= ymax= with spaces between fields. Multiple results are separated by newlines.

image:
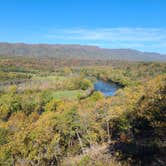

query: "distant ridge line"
xmin=0 ymin=42 xmax=165 ymax=61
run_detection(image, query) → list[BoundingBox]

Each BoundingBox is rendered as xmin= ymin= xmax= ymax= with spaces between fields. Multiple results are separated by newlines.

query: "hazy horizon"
xmin=0 ymin=41 xmax=166 ymax=55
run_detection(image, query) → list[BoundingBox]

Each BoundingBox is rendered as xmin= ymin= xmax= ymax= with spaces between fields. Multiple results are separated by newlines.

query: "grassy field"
xmin=51 ymin=90 xmax=86 ymax=100
xmin=32 ymin=75 xmax=66 ymax=81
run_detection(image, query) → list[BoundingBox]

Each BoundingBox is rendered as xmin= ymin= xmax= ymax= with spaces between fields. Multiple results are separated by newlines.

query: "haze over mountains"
xmin=0 ymin=42 xmax=166 ymax=61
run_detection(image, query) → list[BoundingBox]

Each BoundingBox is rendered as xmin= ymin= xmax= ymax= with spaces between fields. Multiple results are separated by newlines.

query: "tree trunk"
xmin=76 ymin=129 xmax=85 ymax=154
xmin=106 ymin=120 xmax=111 ymax=143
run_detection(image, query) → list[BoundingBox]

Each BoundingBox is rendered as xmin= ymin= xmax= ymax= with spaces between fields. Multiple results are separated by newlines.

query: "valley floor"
xmin=0 ymin=57 xmax=165 ymax=166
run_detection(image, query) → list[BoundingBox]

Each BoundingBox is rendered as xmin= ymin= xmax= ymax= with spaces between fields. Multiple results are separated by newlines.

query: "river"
xmin=94 ymin=80 xmax=120 ymax=97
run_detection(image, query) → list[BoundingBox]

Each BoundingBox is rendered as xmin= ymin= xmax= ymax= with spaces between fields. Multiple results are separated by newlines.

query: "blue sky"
xmin=0 ymin=0 xmax=166 ymax=53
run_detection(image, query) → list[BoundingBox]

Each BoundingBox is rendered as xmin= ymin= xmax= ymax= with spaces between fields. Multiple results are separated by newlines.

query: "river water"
xmin=94 ymin=80 xmax=120 ymax=97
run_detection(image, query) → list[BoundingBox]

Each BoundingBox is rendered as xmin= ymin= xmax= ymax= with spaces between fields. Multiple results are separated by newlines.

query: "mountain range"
xmin=0 ymin=42 xmax=166 ymax=61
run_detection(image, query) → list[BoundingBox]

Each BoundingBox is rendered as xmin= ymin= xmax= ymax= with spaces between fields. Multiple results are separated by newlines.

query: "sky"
xmin=0 ymin=0 xmax=166 ymax=53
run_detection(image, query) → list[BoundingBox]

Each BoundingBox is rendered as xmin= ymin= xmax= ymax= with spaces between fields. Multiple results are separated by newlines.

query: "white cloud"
xmin=45 ymin=28 xmax=166 ymax=53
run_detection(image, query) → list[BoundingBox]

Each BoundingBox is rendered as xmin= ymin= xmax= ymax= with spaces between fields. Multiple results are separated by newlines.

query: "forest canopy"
xmin=0 ymin=56 xmax=165 ymax=166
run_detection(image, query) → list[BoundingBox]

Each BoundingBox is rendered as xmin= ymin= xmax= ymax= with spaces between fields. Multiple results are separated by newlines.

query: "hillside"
xmin=0 ymin=42 xmax=166 ymax=61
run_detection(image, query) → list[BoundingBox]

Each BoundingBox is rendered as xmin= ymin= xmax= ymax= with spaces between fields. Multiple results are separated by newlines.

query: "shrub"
xmin=79 ymin=79 xmax=93 ymax=90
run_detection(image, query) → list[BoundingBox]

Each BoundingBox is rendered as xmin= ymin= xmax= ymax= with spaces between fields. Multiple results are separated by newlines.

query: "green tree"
xmin=79 ymin=79 xmax=93 ymax=90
